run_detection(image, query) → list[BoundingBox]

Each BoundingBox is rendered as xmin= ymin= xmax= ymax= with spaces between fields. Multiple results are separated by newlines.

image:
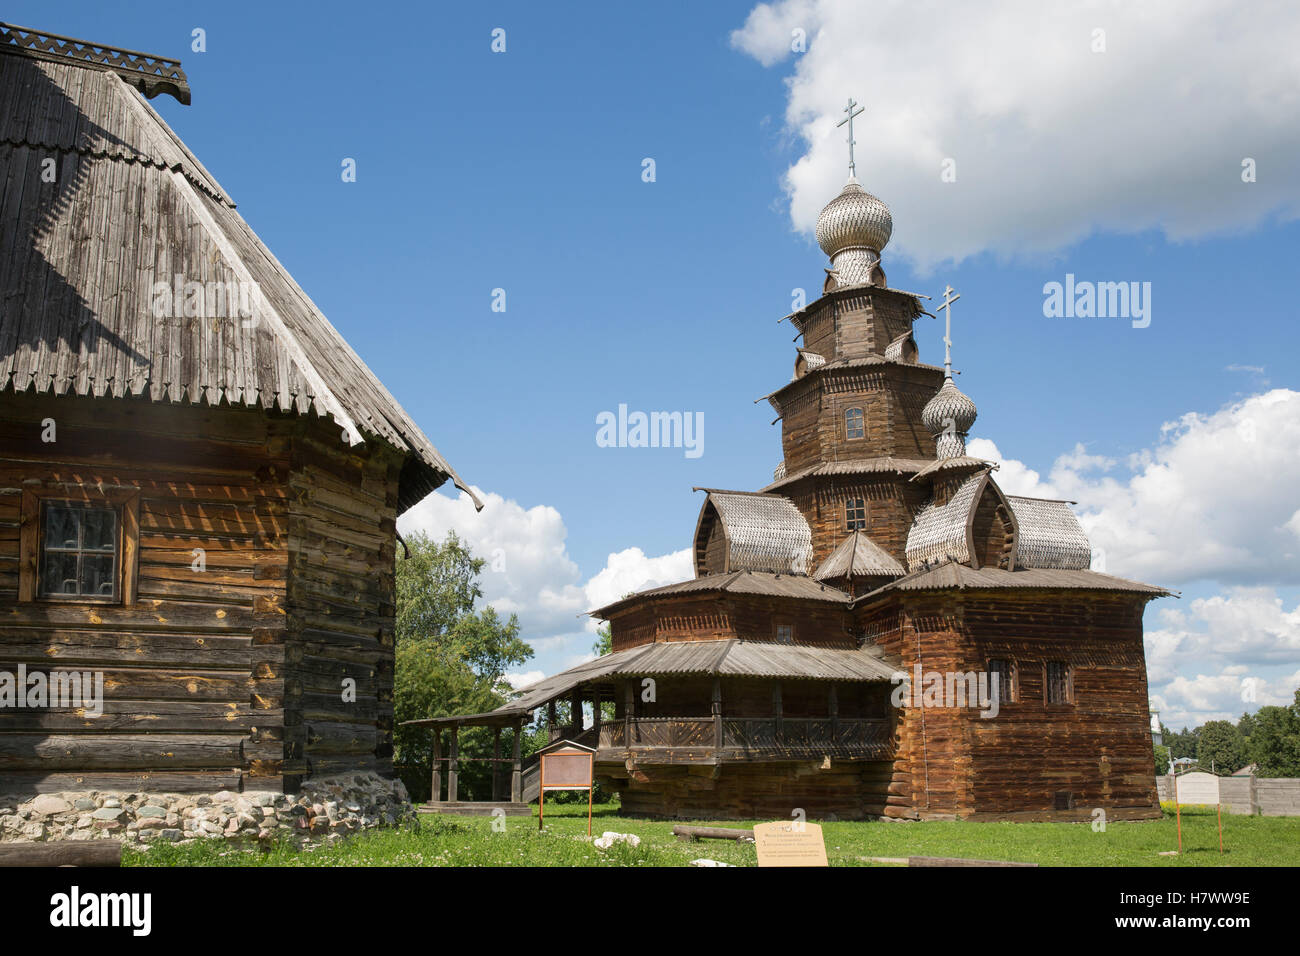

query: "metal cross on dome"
xmin=936 ymin=284 xmax=961 ymax=379
xmin=836 ymin=97 xmax=865 ymax=178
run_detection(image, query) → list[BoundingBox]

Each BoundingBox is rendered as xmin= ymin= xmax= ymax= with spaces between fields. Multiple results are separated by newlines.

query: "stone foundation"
xmin=0 ymin=772 xmax=415 ymax=846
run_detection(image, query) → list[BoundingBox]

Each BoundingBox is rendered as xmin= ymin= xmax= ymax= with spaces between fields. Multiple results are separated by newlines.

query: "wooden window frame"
xmin=19 ymin=485 xmax=139 ymax=606
xmin=987 ymin=658 xmax=1016 ymax=704
xmin=844 ymin=406 xmax=865 ymax=441
xmin=1044 ymin=661 xmax=1073 ymax=706
xmin=845 ymin=497 xmax=867 ymax=531
xmin=773 ymin=621 xmax=795 ymax=645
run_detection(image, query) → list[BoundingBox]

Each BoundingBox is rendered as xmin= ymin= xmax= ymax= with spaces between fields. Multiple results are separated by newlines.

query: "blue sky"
xmin=21 ymin=1 xmax=1300 ymax=728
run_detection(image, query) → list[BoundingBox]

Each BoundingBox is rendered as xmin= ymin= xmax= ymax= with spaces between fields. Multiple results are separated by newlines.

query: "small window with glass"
xmin=845 ymin=498 xmax=866 ymax=531
xmin=774 ymin=623 xmax=794 ymax=644
xmin=1045 ymin=661 xmax=1072 ymax=705
xmin=844 ymin=407 xmax=865 ymax=440
xmin=39 ymin=501 xmax=120 ymax=601
xmin=987 ymin=659 xmax=1015 ymax=703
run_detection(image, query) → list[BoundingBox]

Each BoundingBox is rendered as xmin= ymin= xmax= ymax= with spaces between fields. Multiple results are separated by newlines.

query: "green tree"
xmin=1245 ymin=688 xmax=1300 ymax=777
xmin=592 ymin=624 xmax=612 ymax=657
xmin=1164 ymin=725 xmax=1200 ymax=762
xmin=392 ymin=532 xmax=533 ymax=802
xmin=1196 ymin=720 xmax=1245 ymax=774
xmin=1153 ymin=744 xmax=1171 ymax=776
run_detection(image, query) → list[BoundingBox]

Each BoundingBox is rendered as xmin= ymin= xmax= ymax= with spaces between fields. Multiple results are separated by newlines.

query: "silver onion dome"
xmin=815 ymin=178 xmax=893 ymax=286
xmin=815 ymin=178 xmax=893 ymax=257
xmin=922 ymin=377 xmax=978 ymax=458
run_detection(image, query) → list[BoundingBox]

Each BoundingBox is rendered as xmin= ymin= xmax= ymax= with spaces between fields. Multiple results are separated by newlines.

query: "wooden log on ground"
xmin=0 ymin=841 xmax=122 ymax=867
xmin=907 ymin=855 xmax=1037 ymax=867
xmin=672 ymin=824 xmax=756 ymax=843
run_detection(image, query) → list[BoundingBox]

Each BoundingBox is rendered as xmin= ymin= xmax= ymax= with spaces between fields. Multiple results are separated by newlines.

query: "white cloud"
xmin=398 ymin=486 xmax=692 ymax=676
xmin=974 ymin=389 xmax=1300 ymax=587
xmin=399 ymin=486 xmax=588 ymax=635
xmin=975 ymin=390 xmax=1300 ymax=726
xmin=584 ymin=546 xmax=694 ymax=617
xmin=505 ymin=670 xmax=545 ymax=690
xmin=1151 ymin=668 xmax=1300 ymax=729
xmin=732 ymin=0 xmax=1300 ymax=268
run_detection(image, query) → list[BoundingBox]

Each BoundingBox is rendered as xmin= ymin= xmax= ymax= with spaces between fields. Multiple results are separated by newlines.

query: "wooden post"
xmin=448 ymin=724 xmax=459 ymax=803
xmin=593 ymin=687 xmax=602 ymax=742
xmin=624 ymin=679 xmax=635 ymax=747
xmin=510 ymin=718 xmax=523 ymax=803
xmin=829 ymin=684 xmax=839 ymax=745
xmin=712 ymin=677 xmax=723 ymax=750
xmin=547 ymin=700 xmax=557 ymax=742
xmin=431 ymin=728 xmax=442 ymax=804
xmin=492 ymin=726 xmax=502 ymax=801
xmin=571 ymin=688 xmax=583 ymax=738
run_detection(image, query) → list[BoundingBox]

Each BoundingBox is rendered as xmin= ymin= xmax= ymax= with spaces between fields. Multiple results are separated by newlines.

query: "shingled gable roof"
xmin=814 ymin=530 xmax=905 ymax=581
xmin=0 ymin=35 xmax=478 ymax=515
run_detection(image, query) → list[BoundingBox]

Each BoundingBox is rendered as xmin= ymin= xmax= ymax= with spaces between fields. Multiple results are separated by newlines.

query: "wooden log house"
xmin=416 ymin=166 xmax=1169 ymax=821
xmin=0 ymin=25 xmax=479 ymax=799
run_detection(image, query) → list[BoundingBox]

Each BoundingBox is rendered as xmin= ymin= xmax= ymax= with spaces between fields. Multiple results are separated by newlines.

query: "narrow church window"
xmin=845 ymin=498 xmax=866 ymax=530
xmin=1045 ymin=661 xmax=1072 ymax=704
xmin=39 ymin=501 xmax=118 ymax=600
xmin=988 ymin=659 xmax=1015 ymax=703
xmin=844 ymin=406 xmax=865 ymax=440
xmin=774 ymin=623 xmax=794 ymax=644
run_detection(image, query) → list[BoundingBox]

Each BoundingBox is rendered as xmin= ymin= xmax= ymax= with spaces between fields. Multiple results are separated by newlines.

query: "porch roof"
xmin=401 ymin=639 xmax=898 ymax=728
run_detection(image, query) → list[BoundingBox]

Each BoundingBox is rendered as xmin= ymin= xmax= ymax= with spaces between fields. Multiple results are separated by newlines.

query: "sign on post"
xmin=753 ymin=820 xmax=829 ymax=867
xmin=538 ymin=740 xmax=596 ymax=836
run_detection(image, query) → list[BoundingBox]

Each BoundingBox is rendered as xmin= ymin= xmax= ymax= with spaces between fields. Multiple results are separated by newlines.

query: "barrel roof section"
xmin=694 ymin=489 xmax=814 ymax=576
xmin=1006 ymin=495 xmax=1093 ymax=570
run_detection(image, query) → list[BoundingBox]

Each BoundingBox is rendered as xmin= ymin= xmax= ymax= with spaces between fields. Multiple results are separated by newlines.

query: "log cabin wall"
xmin=0 ymin=392 xmax=291 ymax=796
xmin=608 ymin=603 xmax=661 ymax=653
xmin=600 ymin=760 xmax=894 ymax=820
xmin=284 ymin=415 xmax=402 ymax=791
xmin=607 ymin=593 xmax=854 ymax=652
xmin=958 ymin=592 xmax=1159 ymax=820
xmin=783 ymin=473 xmax=930 ymax=568
xmin=854 ymin=589 xmax=1160 ymax=821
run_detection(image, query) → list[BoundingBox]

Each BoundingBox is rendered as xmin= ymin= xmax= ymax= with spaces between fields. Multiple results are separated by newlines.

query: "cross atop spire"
xmin=836 ymin=97 xmax=865 ymax=179
xmin=936 ymin=284 xmax=961 ymax=379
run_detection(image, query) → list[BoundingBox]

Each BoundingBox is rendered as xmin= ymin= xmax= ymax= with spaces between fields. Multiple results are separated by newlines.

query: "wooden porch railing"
xmin=598 ymin=717 xmax=893 ymax=755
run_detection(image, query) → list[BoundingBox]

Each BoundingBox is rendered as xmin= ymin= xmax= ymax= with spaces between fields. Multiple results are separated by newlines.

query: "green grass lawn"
xmin=123 ymin=801 xmax=1300 ymax=867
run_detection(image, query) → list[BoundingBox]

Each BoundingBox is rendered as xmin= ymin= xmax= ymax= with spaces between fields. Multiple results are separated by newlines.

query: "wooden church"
xmin=425 ymin=106 xmax=1168 ymax=821
xmin=0 ymin=24 xmax=478 ymax=798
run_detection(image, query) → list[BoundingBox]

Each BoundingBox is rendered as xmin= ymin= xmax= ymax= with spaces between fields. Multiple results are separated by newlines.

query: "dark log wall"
xmin=284 ymin=415 xmax=402 ymax=790
xmin=0 ymin=392 xmax=290 ymax=795
xmin=782 ymin=474 xmax=930 ymax=568
xmin=607 ymin=593 xmax=853 ymax=653
xmin=970 ymin=483 xmax=1016 ymax=570
xmin=0 ymin=391 xmax=403 ymax=796
xmin=858 ymin=590 xmax=1160 ymax=821
xmin=600 ymin=759 xmax=893 ymax=820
